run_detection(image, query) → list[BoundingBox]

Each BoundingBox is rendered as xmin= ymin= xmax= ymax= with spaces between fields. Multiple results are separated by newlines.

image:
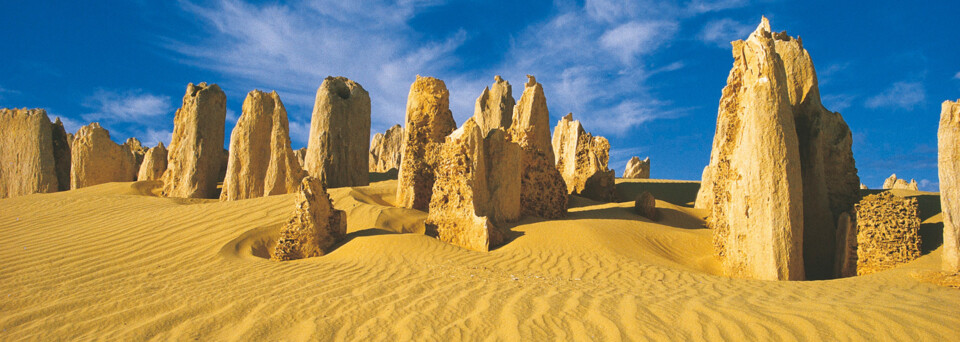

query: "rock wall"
xmin=220 ymin=90 xmax=305 ymax=201
xmin=0 ymin=108 xmax=58 ymax=198
xmin=552 ymin=113 xmax=615 ymax=202
xmin=474 ymin=75 xmax=515 ymax=134
xmin=123 ymin=137 xmax=147 ymax=175
xmin=273 ymin=176 xmax=346 ymax=261
xmin=624 ymin=156 xmax=650 ymax=179
xmin=70 ymin=123 xmax=137 ymax=189
xmin=854 ymin=192 xmax=921 ymax=276
xmin=939 ymin=99 xmax=960 ymax=272
xmin=396 ymin=76 xmax=457 ymax=210
xmin=50 ymin=117 xmax=72 ymax=191
xmin=369 ymin=124 xmax=403 ymax=172
xmin=304 ymin=76 xmax=371 ymax=188
xmin=508 ymin=75 xmax=567 ymax=218
xmin=427 ymin=119 xmax=521 ymax=252
xmin=137 ymin=142 xmax=168 ymax=181
xmin=161 ymin=82 xmax=226 ymax=198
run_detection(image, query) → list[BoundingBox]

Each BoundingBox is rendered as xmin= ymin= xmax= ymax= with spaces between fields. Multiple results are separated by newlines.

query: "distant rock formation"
xmin=304 ymin=76 xmax=371 ymax=188
xmin=508 ymin=75 xmax=567 ymax=218
xmin=396 ymin=76 xmax=457 ymax=210
xmin=860 ymin=183 xmax=868 ymax=190
xmin=882 ymin=174 xmax=919 ymax=191
xmin=552 ymin=113 xmax=615 ymax=202
xmin=161 ymin=82 xmax=226 ymax=198
xmin=427 ymin=119 xmax=521 ymax=252
xmin=634 ymin=191 xmax=659 ymax=221
xmin=220 ymin=90 xmax=305 ymax=201
xmin=854 ymin=192 xmax=921 ymax=276
xmin=623 ymin=156 xmax=650 ymax=179
xmin=939 ymin=99 xmax=960 ymax=272
xmin=70 ymin=123 xmax=137 ymax=189
xmin=0 ymin=108 xmax=58 ymax=198
xmin=123 ymin=137 xmax=147 ymax=175
xmin=50 ymin=117 xmax=72 ymax=191
xmin=369 ymin=124 xmax=403 ymax=172
xmin=473 ymin=75 xmax=515 ymax=134
xmin=695 ymin=18 xmax=861 ymax=280
xmin=137 ymin=142 xmax=168 ymax=181
xmin=272 ymin=176 xmax=346 ymax=261
xmin=294 ymin=147 xmax=307 ymax=170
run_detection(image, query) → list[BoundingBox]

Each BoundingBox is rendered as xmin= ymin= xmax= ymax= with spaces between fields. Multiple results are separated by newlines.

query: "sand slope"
xmin=1 ymin=178 xmax=958 ymax=340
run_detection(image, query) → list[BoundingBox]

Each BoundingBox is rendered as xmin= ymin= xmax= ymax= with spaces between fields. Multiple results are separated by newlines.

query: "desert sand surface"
xmin=1 ymin=177 xmax=958 ymax=340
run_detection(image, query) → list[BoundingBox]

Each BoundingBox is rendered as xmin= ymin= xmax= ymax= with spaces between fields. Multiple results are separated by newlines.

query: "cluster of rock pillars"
xmin=1 ymin=18 xmax=958 ymax=280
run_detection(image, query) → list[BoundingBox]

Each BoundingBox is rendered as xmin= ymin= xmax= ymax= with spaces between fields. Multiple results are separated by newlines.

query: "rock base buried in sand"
xmin=396 ymin=76 xmax=457 ymax=210
xmin=427 ymin=119 xmax=521 ymax=252
xmin=552 ymin=113 xmax=615 ymax=202
xmin=0 ymin=108 xmax=59 ymax=198
xmin=70 ymin=123 xmax=138 ymax=189
xmin=162 ymin=82 xmax=227 ymax=199
xmin=137 ymin=142 xmax=168 ymax=181
xmin=634 ymin=191 xmax=659 ymax=221
xmin=509 ymin=75 xmax=567 ymax=218
xmin=854 ymin=192 xmax=921 ymax=276
xmin=369 ymin=124 xmax=403 ymax=173
xmin=939 ymin=99 xmax=960 ymax=272
xmin=304 ymin=76 xmax=371 ymax=188
xmin=273 ymin=176 xmax=346 ymax=261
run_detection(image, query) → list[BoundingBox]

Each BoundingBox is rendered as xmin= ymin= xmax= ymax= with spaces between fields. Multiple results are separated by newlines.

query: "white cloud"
xmin=56 ymin=116 xmax=84 ymax=134
xmin=955 ymin=71 xmax=960 ymax=79
xmin=600 ymin=21 xmax=678 ymax=64
xmin=864 ymin=81 xmax=926 ymax=110
xmin=82 ymin=90 xmax=173 ymax=123
xmin=699 ymin=18 xmax=752 ymax=48
xmin=821 ymin=94 xmax=856 ymax=112
xmin=142 ymin=128 xmax=172 ymax=147
xmin=918 ymin=179 xmax=939 ymax=192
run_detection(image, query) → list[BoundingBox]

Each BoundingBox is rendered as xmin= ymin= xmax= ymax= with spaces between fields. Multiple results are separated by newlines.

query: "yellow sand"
xmin=1 ymin=178 xmax=958 ymax=340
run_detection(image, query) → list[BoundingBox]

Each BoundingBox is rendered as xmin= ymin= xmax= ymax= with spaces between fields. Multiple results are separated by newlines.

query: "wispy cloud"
xmin=600 ymin=21 xmax=678 ymax=64
xmin=864 ymin=81 xmax=925 ymax=110
xmin=918 ymin=179 xmax=939 ymax=192
xmin=81 ymin=89 xmax=173 ymax=123
xmin=821 ymin=93 xmax=857 ymax=112
xmin=699 ymin=18 xmax=752 ymax=48
xmin=142 ymin=128 xmax=172 ymax=147
xmin=955 ymin=71 xmax=960 ymax=79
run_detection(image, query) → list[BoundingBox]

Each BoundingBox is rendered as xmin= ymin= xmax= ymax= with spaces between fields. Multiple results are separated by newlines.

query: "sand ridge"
xmin=1 ymin=179 xmax=958 ymax=340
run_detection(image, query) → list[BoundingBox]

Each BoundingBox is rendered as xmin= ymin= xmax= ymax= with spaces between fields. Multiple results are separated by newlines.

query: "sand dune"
xmin=1 ymin=178 xmax=958 ymax=340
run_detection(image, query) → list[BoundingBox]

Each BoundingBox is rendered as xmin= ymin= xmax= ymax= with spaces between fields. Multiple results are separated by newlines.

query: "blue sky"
xmin=2 ymin=0 xmax=958 ymax=190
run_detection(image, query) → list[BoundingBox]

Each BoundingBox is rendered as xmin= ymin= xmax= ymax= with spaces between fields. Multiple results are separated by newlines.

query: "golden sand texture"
xmin=1 ymin=179 xmax=958 ymax=340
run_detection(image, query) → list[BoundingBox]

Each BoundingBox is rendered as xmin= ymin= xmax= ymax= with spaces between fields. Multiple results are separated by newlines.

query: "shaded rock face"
xmin=508 ymin=75 xmax=568 ymax=218
xmin=882 ymin=174 xmax=919 ymax=191
xmin=50 ymin=117 xmax=72 ymax=191
xmin=696 ymin=18 xmax=861 ymax=280
xmin=834 ymin=211 xmax=857 ymax=277
xmin=123 ymin=137 xmax=147 ymax=175
xmin=474 ymin=75 xmax=515 ymax=134
xmin=939 ymin=99 xmax=960 ymax=272
xmin=70 ymin=123 xmax=137 ymax=189
xmin=634 ymin=191 xmax=659 ymax=221
xmin=304 ymin=76 xmax=371 ymax=188
xmin=294 ymin=147 xmax=307 ymax=170
xmin=162 ymin=82 xmax=226 ymax=198
xmin=220 ymin=90 xmax=305 ymax=201
xmin=854 ymin=192 xmax=921 ymax=276
xmin=0 ymin=108 xmax=58 ymax=198
xmin=272 ymin=176 xmax=346 ymax=261
xmin=137 ymin=142 xmax=168 ymax=181
xmin=396 ymin=76 xmax=458 ymax=210
xmin=552 ymin=113 xmax=615 ymax=202
xmin=427 ymin=119 xmax=521 ymax=252
xmin=369 ymin=124 xmax=404 ymax=172
xmin=697 ymin=18 xmax=806 ymax=281
xmin=624 ymin=156 xmax=650 ymax=179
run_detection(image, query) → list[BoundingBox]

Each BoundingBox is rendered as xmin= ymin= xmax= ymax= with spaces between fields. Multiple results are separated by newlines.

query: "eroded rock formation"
xmin=834 ymin=211 xmax=857 ymax=277
xmin=272 ymin=176 xmax=346 ymax=261
xmin=70 ymin=123 xmax=137 ymax=189
xmin=369 ymin=124 xmax=404 ymax=172
xmin=50 ymin=117 xmax=71 ymax=191
xmin=508 ymin=75 xmax=567 ymax=218
xmin=396 ymin=76 xmax=457 ymax=210
xmin=552 ymin=113 xmax=615 ymax=202
xmin=304 ymin=76 xmax=371 ymax=188
xmin=939 ymin=99 xmax=960 ymax=272
xmin=634 ymin=191 xmax=659 ymax=221
xmin=695 ymin=18 xmax=861 ymax=280
xmin=474 ymin=75 xmax=515 ymax=134
xmin=294 ymin=147 xmax=307 ymax=170
xmin=882 ymin=174 xmax=919 ymax=191
xmin=123 ymin=137 xmax=147 ymax=174
xmin=137 ymin=142 xmax=168 ymax=181
xmin=220 ymin=90 xmax=305 ymax=201
xmin=624 ymin=156 xmax=650 ymax=179
xmin=0 ymin=108 xmax=58 ymax=198
xmin=427 ymin=119 xmax=521 ymax=252
xmin=161 ymin=82 xmax=226 ymax=198
xmin=854 ymin=192 xmax=921 ymax=275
